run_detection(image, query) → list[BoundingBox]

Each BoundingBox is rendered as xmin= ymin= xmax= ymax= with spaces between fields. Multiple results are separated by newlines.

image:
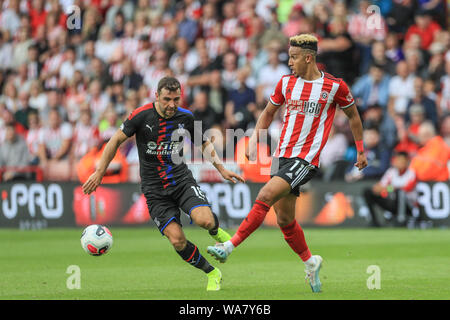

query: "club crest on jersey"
xmin=287 ymin=99 xmax=322 ymax=117
xmin=320 ymin=91 xmax=328 ymax=100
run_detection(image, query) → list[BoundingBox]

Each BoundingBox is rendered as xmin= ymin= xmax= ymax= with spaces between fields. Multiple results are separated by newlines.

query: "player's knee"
xmin=195 ymin=214 xmax=215 ymax=230
xmin=168 ymin=235 xmax=187 ymax=251
xmin=256 ymin=189 xmax=275 ymax=206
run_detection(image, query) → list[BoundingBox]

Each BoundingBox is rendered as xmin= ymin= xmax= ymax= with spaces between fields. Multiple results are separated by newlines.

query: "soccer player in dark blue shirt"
xmin=82 ymin=77 xmax=244 ymax=291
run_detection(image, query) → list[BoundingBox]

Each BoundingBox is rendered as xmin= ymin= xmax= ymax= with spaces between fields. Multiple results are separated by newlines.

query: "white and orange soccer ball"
xmin=80 ymin=225 xmax=113 ymax=256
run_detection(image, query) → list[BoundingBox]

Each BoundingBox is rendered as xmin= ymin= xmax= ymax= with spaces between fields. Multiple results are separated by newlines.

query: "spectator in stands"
xmin=225 ymin=67 xmax=256 ymax=130
xmin=255 ymin=49 xmax=290 ymax=105
xmin=27 ymin=80 xmax=47 ymax=112
xmin=13 ymin=26 xmax=33 ymax=70
xmin=41 ymin=89 xmax=67 ymax=124
xmin=221 ymin=51 xmax=239 ymax=91
xmin=99 ymin=106 xmax=120 ymax=141
xmin=352 ymin=63 xmax=391 ymax=112
xmin=95 ymin=25 xmax=119 ymax=63
xmin=26 ymin=110 xmax=42 ymax=164
xmin=187 ymin=49 xmax=215 ymax=102
xmin=1 ymin=0 xmax=21 ymax=37
xmin=37 ymin=109 xmax=73 ymax=180
xmin=405 ymin=76 xmax=438 ymax=128
xmin=347 ymin=0 xmax=387 ymax=75
xmin=0 ymin=32 xmax=13 ymax=71
xmin=87 ymin=79 xmax=110 ymax=124
xmin=318 ymin=17 xmax=357 ymax=83
xmin=1 ymin=107 xmax=27 ymax=140
xmin=0 ymin=123 xmax=32 ymax=181
xmin=120 ymin=58 xmax=143 ymax=91
xmin=405 ymin=9 xmax=441 ymax=51
xmin=388 ymin=60 xmax=415 ymax=116
xmin=386 ymin=0 xmax=417 ymax=34
xmin=174 ymin=3 xmax=198 ymax=46
xmin=76 ymin=140 xmax=129 ymax=184
xmin=59 ymin=46 xmax=85 ymax=89
xmin=369 ymin=41 xmax=397 ymax=75
xmin=205 ymin=70 xmax=228 ymax=123
xmin=192 ymin=90 xmax=219 ymax=131
xmin=72 ymin=109 xmax=100 ymax=161
xmin=345 ymin=123 xmax=391 ymax=182
xmin=406 ymin=104 xmax=426 ymax=144
xmin=384 ymin=32 xmax=404 ymax=64
xmin=392 ymin=114 xmax=420 ymax=157
xmin=362 ymin=104 xmax=398 ymax=150
xmin=1 ymin=81 xmax=20 ymax=112
xmin=363 ymin=151 xmax=417 ymax=227
xmin=105 ymin=0 xmax=135 ymax=30
xmin=410 ymin=121 xmax=450 ymax=181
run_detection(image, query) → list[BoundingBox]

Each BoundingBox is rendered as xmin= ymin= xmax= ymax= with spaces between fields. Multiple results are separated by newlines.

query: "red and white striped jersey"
xmin=270 ymin=72 xmax=355 ymax=166
xmin=379 ymin=167 xmax=417 ymax=203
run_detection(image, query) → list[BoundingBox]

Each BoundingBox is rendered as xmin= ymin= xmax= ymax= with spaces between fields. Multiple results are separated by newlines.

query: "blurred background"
xmin=0 ymin=0 xmax=449 ymax=229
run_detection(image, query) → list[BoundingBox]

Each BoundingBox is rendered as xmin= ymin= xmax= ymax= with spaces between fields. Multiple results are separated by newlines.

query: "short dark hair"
xmin=157 ymin=77 xmax=181 ymax=94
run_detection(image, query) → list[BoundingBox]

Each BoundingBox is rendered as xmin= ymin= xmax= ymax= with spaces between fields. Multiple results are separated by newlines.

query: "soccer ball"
xmin=80 ymin=224 xmax=113 ymax=256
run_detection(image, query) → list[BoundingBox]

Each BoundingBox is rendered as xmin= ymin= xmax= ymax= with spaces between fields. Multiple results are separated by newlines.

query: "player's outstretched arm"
xmin=201 ymin=139 xmax=245 ymax=184
xmin=342 ymin=103 xmax=368 ymax=171
xmin=246 ymin=101 xmax=279 ymax=161
xmin=82 ymin=129 xmax=129 ymax=195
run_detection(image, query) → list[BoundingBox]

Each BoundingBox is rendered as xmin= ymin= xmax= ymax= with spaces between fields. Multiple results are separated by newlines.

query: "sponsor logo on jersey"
xmin=146 ymin=141 xmax=182 ymax=155
xmin=287 ymin=99 xmax=322 ymax=117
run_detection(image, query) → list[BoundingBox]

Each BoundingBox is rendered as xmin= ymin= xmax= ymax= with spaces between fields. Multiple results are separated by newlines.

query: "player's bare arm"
xmin=246 ymin=101 xmax=279 ymax=161
xmin=82 ymin=129 xmax=129 ymax=195
xmin=342 ymin=103 xmax=368 ymax=170
xmin=201 ymin=139 xmax=244 ymax=184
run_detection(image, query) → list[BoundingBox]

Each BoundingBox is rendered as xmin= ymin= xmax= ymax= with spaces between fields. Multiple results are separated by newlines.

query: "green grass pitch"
xmin=0 ymin=227 xmax=449 ymax=300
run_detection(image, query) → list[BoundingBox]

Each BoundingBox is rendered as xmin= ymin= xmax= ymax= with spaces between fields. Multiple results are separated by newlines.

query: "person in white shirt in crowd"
xmin=255 ymin=48 xmax=290 ymax=105
xmin=37 ymin=109 xmax=74 ymax=181
xmin=388 ymin=60 xmax=415 ymax=117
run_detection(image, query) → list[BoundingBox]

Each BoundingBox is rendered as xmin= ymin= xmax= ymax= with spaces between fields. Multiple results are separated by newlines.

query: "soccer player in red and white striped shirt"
xmin=208 ymin=34 xmax=368 ymax=293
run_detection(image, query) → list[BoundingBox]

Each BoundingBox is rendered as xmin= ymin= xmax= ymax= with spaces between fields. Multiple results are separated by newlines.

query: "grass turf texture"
xmin=0 ymin=227 xmax=449 ymax=300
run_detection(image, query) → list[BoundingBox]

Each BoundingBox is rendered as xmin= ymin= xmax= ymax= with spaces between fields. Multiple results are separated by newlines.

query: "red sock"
xmin=280 ymin=220 xmax=311 ymax=262
xmin=230 ymin=200 xmax=270 ymax=247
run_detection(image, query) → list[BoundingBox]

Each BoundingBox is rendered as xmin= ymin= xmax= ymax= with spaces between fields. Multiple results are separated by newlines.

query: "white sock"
xmin=223 ymin=240 xmax=234 ymax=254
xmin=305 ymin=255 xmax=316 ymax=267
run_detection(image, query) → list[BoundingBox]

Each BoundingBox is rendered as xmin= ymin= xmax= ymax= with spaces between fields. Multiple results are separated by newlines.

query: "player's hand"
xmin=82 ymin=171 xmax=104 ymax=195
xmin=220 ymin=168 xmax=245 ymax=184
xmin=354 ymin=152 xmax=368 ymax=171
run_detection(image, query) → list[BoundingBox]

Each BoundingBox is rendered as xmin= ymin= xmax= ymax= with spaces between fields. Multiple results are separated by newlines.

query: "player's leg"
xmin=175 ymin=179 xmax=231 ymax=244
xmin=274 ymin=194 xmax=323 ymax=293
xmin=190 ymin=206 xmax=231 ymax=243
xmin=207 ymin=176 xmax=291 ymax=262
xmin=163 ymin=221 xmax=222 ymax=291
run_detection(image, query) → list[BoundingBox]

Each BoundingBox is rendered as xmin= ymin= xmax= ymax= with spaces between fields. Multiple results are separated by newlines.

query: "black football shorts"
xmin=142 ymin=177 xmax=211 ymax=235
xmin=270 ymin=157 xmax=318 ymax=197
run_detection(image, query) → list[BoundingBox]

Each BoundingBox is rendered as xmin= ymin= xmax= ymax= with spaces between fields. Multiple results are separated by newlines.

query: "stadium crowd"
xmin=0 ymin=0 xmax=449 ymax=184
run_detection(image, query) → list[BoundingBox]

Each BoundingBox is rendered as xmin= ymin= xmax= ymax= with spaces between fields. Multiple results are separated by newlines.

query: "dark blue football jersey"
xmin=120 ymin=103 xmax=203 ymax=189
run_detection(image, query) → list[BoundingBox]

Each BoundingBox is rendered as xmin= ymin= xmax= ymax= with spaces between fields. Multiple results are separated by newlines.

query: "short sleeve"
xmin=269 ymin=77 xmax=285 ymax=106
xmin=121 ymin=111 xmax=142 ymax=137
xmin=334 ymin=80 xmax=355 ymax=109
